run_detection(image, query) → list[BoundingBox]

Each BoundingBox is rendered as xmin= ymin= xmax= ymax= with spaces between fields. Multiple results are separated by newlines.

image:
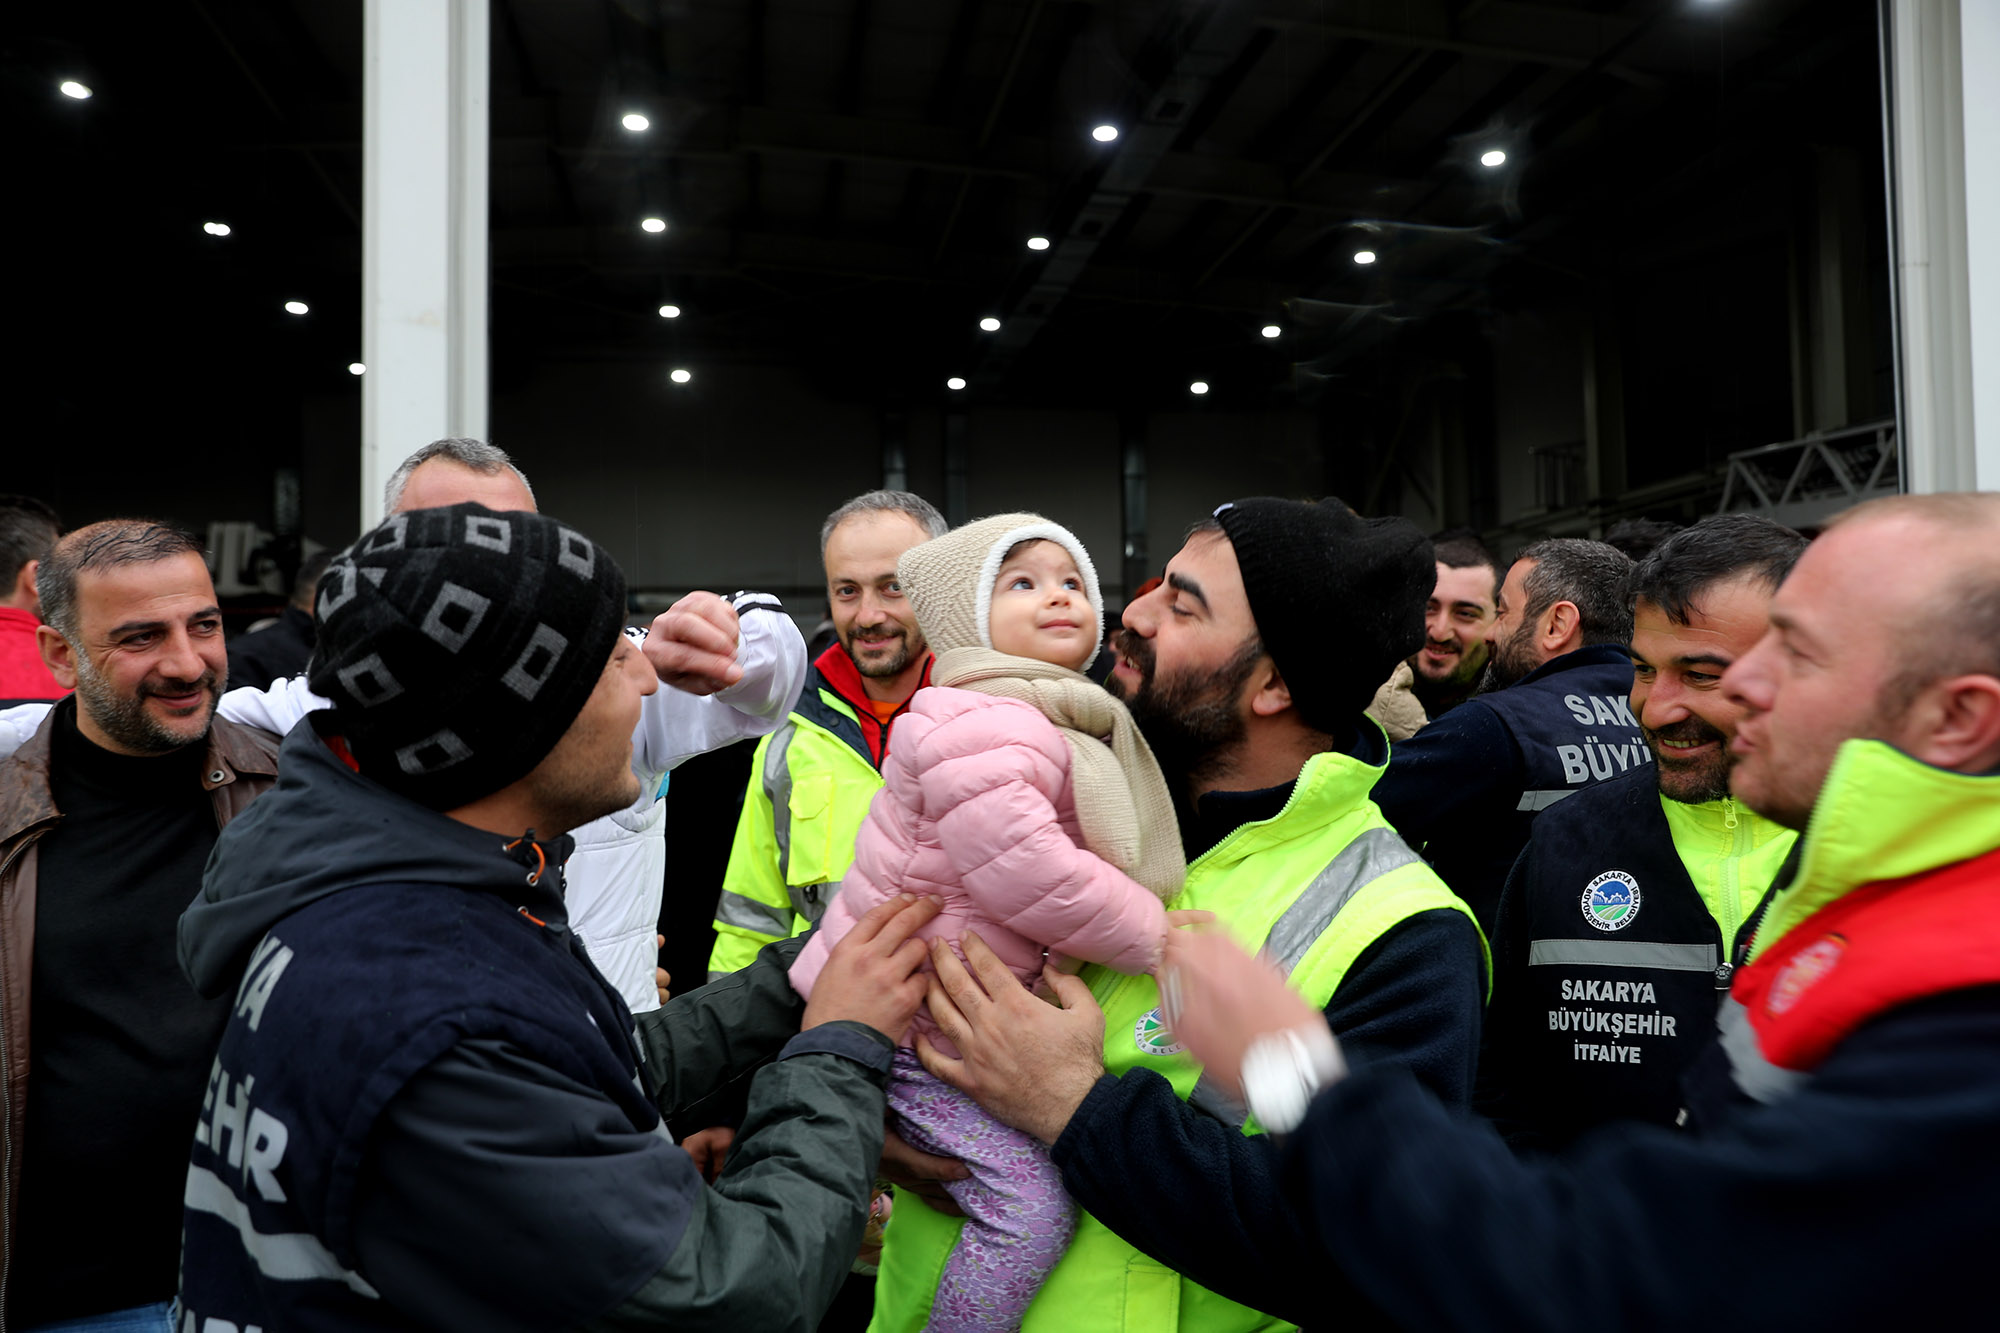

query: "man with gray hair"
xmin=0 ymin=440 xmax=806 ymax=1016
xmin=1374 ymin=537 xmax=1642 ymax=932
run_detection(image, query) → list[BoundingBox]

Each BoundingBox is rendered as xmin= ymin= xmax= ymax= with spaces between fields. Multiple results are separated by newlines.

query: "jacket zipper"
xmin=0 ymin=825 xmax=55 ymax=1333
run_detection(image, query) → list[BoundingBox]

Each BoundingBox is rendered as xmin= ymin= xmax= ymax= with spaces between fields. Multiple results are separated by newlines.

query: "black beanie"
xmin=309 ymin=503 xmax=628 ymax=811
xmin=1212 ymin=496 xmax=1433 ymax=735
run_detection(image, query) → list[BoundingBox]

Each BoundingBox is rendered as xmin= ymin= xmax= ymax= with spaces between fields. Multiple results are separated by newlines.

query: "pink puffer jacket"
xmin=789 ymin=686 xmax=1169 ymax=1053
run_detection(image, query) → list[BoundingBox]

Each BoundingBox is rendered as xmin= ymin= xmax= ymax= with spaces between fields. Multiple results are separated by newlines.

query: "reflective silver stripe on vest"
xmin=1187 ymin=826 xmax=1424 ymax=1130
xmin=715 ymin=889 xmax=793 ymax=937
xmin=764 ymin=721 xmax=800 ymax=875
xmin=184 ymin=1164 xmax=381 ymax=1297
xmin=1517 ymin=789 xmax=1580 ymax=812
xmin=1528 ymin=939 xmax=1718 ymax=972
xmin=1718 ymin=994 xmax=1807 ymax=1105
xmin=1262 ymin=827 xmax=1425 ymax=976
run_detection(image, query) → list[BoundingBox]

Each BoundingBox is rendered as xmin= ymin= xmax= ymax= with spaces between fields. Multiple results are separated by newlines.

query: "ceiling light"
xmin=59 ymin=81 xmax=92 ymax=100
xmin=1353 ymin=249 xmax=1377 ymax=265
xmin=1480 ymin=149 xmax=1507 ymax=168
xmin=1091 ymin=125 xmax=1119 ymax=143
xmin=348 ymin=363 xmax=366 ymax=376
xmin=622 ymin=112 xmax=650 ymax=132
xmin=641 ymin=217 xmax=668 ymax=234
xmin=1260 ymin=325 xmax=1281 ymax=339
xmin=203 ymin=221 xmax=232 ymax=237
xmin=1190 ymin=381 xmax=1210 ymax=395
xmin=669 ymin=368 xmax=692 ymax=384
xmin=658 ymin=304 xmax=681 ymax=319
xmin=947 ymin=377 xmax=968 ymax=391
xmin=284 ymin=300 xmax=309 ymax=315
xmin=1026 ymin=236 xmax=1051 ymax=251
xmin=979 ymin=316 xmax=1001 ymax=332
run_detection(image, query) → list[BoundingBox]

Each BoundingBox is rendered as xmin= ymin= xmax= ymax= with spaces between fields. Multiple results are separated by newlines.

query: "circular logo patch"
xmin=1133 ymin=1005 xmax=1186 ymax=1056
xmin=1582 ymin=871 xmax=1642 ymax=932
xmin=1767 ymin=934 xmax=1847 ymax=1016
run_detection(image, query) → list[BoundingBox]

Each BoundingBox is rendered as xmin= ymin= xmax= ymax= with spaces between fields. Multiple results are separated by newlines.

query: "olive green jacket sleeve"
xmin=584 ymin=1019 xmax=892 ymax=1332
xmin=636 ymin=932 xmax=809 ymax=1115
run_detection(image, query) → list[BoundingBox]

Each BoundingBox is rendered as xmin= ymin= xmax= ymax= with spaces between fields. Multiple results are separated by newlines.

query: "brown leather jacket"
xmin=0 ymin=709 xmax=280 ymax=1320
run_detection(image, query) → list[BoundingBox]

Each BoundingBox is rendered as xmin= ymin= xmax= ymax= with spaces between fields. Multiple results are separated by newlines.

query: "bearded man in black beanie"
xmin=174 ymin=504 xmax=942 ymax=1333
xmin=882 ymin=497 xmax=1488 ymax=1331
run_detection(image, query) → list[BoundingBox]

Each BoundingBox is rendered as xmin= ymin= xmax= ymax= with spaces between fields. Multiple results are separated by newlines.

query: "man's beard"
xmin=1644 ymin=716 xmax=1734 ymax=805
xmin=74 ymin=655 xmax=221 ymax=754
xmin=1477 ymin=623 xmax=1541 ymax=695
xmin=1411 ymin=637 xmax=1489 ymax=688
xmin=842 ymin=625 xmax=913 ymax=680
xmin=1107 ymin=628 xmax=1261 ymax=787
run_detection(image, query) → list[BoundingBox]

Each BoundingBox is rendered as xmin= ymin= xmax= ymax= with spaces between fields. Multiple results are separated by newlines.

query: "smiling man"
xmin=1407 ymin=527 xmax=1499 ymax=720
xmin=0 ymin=521 xmax=281 ymax=1331
xmin=1476 ymin=515 xmax=1806 ymax=1150
xmin=707 ymin=491 xmax=946 ymax=980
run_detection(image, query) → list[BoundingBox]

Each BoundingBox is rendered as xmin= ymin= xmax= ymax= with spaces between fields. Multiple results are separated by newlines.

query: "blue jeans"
xmin=22 ymin=1301 xmax=176 ymax=1333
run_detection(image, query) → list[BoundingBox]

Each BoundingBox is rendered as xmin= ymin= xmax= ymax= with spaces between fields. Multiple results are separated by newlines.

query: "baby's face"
xmin=990 ymin=540 xmax=1095 ymax=671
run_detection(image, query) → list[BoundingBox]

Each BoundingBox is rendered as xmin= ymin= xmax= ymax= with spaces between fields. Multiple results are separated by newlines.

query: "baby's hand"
xmin=1166 ymin=909 xmax=1216 ymax=932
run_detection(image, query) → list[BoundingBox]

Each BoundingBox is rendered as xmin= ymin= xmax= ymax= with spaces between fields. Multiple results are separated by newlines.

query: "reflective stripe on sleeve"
xmin=1517 ymin=789 xmax=1580 ymax=812
xmin=714 ymin=889 xmax=793 ymax=937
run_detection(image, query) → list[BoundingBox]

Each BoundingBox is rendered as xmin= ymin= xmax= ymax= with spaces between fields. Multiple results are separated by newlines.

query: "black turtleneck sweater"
xmin=15 ymin=699 xmax=233 ymax=1324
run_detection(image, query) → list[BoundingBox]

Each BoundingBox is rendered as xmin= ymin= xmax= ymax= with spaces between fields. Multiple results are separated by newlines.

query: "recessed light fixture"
xmin=1353 ymin=249 xmax=1377 ymax=265
xmin=979 ymin=317 xmax=1001 ymax=332
xmin=1091 ymin=125 xmax=1119 ymax=143
xmin=658 ymin=304 xmax=682 ymax=319
xmin=59 ymin=81 xmax=92 ymax=100
xmin=1260 ymin=325 xmax=1281 ymax=339
xmin=622 ymin=112 xmax=650 ymax=132
xmin=1190 ymin=381 xmax=1210 ymax=395
xmin=1026 ymin=236 xmax=1051 ymax=251
xmin=641 ymin=217 xmax=668 ymax=234
xmin=947 ymin=377 xmax=968 ymax=391
xmin=669 ymin=368 xmax=692 ymax=384
xmin=203 ymin=221 xmax=232 ymax=237
xmin=284 ymin=300 xmax=309 ymax=315
xmin=1480 ymin=149 xmax=1507 ymax=168
xmin=348 ymin=362 xmax=366 ymax=376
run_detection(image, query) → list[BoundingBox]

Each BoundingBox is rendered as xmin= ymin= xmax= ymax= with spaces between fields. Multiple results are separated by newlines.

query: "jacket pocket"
xmin=1122 ymin=1258 xmax=1181 ymax=1330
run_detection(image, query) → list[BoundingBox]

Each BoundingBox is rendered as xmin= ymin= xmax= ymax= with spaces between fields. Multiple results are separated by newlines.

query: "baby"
xmin=789 ymin=512 xmax=1184 ymax=1332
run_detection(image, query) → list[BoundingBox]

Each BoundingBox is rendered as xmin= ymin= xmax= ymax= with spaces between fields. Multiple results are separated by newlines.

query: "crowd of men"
xmin=0 ymin=453 xmax=1993 ymax=1332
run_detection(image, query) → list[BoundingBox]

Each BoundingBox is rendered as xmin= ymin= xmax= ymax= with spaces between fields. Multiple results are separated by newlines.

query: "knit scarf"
xmin=932 ymin=645 xmax=1185 ymax=903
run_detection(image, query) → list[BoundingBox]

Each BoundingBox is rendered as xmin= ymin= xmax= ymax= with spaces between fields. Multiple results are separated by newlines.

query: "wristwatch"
xmin=1240 ymin=1022 xmax=1345 ymax=1135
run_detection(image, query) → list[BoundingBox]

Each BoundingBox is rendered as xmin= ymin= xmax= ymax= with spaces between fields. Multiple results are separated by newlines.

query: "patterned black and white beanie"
xmin=309 ymin=503 xmax=628 ymax=810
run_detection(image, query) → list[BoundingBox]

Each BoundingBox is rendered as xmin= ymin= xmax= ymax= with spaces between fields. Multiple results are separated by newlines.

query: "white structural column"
xmin=1887 ymin=0 xmax=1999 ymax=492
xmin=360 ymin=0 xmax=490 ymax=529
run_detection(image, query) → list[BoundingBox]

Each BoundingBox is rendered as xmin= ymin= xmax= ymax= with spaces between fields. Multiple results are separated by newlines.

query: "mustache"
xmin=1645 ymin=717 xmax=1727 ymax=747
xmin=139 ymin=671 xmax=219 ymax=699
xmin=1111 ymin=628 xmax=1153 ymax=674
xmin=849 ymin=628 xmax=906 ymax=642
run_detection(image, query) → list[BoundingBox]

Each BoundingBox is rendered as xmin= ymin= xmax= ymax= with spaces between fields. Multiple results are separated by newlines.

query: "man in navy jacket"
xmin=1373 ymin=537 xmax=1640 ymax=933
